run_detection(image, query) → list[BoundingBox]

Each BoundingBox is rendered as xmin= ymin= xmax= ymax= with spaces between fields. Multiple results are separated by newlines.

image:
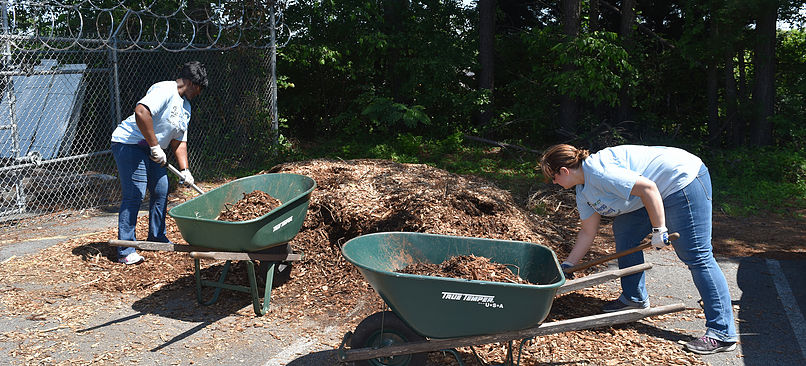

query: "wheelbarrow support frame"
xmin=338 ymin=303 xmax=686 ymax=365
xmin=109 ymin=239 xmax=302 ymax=316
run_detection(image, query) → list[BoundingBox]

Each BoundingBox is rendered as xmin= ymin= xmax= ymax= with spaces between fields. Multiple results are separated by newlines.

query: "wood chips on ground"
xmin=0 ymin=158 xmax=707 ymax=365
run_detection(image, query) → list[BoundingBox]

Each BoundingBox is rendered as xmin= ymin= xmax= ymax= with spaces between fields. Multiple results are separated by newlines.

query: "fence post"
xmin=1 ymin=1 xmax=25 ymax=214
xmin=269 ymin=3 xmax=278 ymax=145
xmin=110 ymin=46 xmax=121 ymax=125
xmin=110 ymin=10 xmax=132 ymax=126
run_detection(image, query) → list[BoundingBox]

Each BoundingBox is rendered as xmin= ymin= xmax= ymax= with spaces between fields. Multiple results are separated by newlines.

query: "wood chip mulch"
xmin=0 ymin=158 xmax=706 ymax=365
xmin=217 ymin=190 xmax=282 ymax=222
xmin=397 ymin=255 xmax=530 ymax=285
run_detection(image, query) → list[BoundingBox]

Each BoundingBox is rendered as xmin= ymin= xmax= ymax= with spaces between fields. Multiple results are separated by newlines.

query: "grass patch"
xmin=703 ymin=147 xmax=806 ymax=218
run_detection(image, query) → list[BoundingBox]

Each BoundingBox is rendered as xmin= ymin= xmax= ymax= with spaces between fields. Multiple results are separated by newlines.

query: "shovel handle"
xmin=563 ymin=232 xmax=680 ymax=274
xmin=167 ymin=164 xmax=205 ymax=195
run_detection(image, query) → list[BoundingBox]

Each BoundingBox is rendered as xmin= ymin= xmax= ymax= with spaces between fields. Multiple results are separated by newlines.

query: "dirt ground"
xmin=0 ymin=158 xmax=804 ymax=365
xmin=711 ymin=211 xmax=806 ymax=259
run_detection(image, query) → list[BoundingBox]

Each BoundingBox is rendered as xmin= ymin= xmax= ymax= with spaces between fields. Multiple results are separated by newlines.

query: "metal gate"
xmin=0 ymin=0 xmax=287 ymax=226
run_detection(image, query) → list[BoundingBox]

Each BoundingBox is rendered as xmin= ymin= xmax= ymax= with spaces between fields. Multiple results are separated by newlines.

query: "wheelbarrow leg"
xmin=194 ymin=259 xmax=232 ymax=306
xmin=246 ymin=260 xmax=275 ymax=316
xmin=193 ymin=259 xmax=276 ymax=316
xmin=466 ymin=338 xmax=530 ymax=366
xmin=442 ymin=349 xmax=466 ymax=366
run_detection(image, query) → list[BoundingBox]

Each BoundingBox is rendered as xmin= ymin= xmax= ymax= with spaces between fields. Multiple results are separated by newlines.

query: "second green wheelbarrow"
xmin=337 ymin=232 xmax=685 ymax=366
xmin=109 ymin=173 xmax=316 ymax=315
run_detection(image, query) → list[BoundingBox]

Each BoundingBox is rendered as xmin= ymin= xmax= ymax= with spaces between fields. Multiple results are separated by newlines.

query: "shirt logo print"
xmin=589 ymin=199 xmax=618 ymax=216
xmin=169 ymin=105 xmax=189 ymax=131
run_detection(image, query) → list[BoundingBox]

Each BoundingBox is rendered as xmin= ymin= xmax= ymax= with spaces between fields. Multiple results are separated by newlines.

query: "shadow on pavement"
xmin=286 ymin=349 xmax=341 ymax=365
xmin=736 ymin=257 xmax=805 ymax=365
xmin=71 ymin=241 xmax=278 ymax=352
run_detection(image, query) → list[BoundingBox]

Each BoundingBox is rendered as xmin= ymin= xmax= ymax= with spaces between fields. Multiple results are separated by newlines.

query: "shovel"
xmin=166 ymin=164 xmax=205 ymax=194
xmin=563 ymin=232 xmax=680 ymax=274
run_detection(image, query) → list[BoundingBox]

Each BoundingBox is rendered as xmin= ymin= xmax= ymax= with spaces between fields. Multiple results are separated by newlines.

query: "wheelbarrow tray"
xmin=168 ymin=173 xmax=316 ymax=252
xmin=341 ymin=232 xmax=566 ymax=339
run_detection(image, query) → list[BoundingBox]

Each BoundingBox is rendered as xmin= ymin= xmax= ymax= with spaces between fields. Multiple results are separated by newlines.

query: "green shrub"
xmin=705 ymin=147 xmax=806 ymax=217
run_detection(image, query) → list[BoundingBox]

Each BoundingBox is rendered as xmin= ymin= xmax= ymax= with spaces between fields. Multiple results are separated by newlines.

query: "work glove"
xmin=179 ymin=169 xmax=195 ymax=186
xmin=149 ymin=145 xmax=167 ymax=166
xmin=561 ymin=261 xmax=575 ymax=279
xmin=651 ymin=226 xmax=670 ymax=249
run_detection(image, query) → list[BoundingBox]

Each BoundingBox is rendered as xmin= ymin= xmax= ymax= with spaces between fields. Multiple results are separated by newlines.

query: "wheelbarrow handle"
xmin=167 ymin=163 xmax=205 ymax=194
xmin=563 ymin=232 xmax=680 ymax=274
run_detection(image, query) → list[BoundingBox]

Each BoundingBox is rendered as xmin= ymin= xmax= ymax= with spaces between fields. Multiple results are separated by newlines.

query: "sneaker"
xmin=119 ymin=252 xmax=145 ymax=265
xmin=684 ymin=336 xmax=737 ymax=354
xmin=601 ymin=299 xmax=649 ymax=313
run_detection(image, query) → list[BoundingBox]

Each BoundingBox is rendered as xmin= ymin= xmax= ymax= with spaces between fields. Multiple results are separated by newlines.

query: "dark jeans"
xmin=111 ymin=142 xmax=170 ymax=258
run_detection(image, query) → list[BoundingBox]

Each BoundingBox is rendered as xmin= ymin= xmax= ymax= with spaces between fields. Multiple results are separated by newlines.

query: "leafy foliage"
xmin=546 ymin=31 xmax=635 ymax=107
xmin=267 ymin=1 xmax=806 ymax=216
xmin=704 ymin=147 xmax=806 ymax=217
xmin=278 ymin=0 xmax=476 ymax=139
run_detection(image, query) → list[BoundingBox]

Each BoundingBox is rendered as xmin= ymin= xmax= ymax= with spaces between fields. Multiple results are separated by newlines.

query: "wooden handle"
xmin=564 ymin=232 xmax=680 ymax=274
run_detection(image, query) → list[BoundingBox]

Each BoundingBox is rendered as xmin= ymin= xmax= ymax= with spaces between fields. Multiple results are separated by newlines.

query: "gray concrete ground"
xmin=1 ymin=209 xmax=805 ymax=365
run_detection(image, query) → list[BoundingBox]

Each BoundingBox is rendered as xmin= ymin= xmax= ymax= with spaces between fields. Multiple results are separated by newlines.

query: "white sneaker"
xmin=119 ymin=252 xmax=145 ymax=265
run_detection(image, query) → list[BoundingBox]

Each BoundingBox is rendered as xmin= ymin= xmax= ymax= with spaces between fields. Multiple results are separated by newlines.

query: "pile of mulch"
xmin=217 ymin=190 xmax=282 ymax=222
xmin=397 ymin=255 xmax=530 ymax=285
xmin=0 ymin=158 xmax=705 ymax=365
xmin=265 ymin=159 xmax=574 ymax=317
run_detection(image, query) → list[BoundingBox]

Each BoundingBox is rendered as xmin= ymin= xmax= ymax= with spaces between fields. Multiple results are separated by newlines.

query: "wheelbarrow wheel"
xmin=350 ymin=311 xmax=427 ymax=366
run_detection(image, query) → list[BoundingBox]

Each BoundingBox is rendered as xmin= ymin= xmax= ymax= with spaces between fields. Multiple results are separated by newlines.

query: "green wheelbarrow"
xmin=337 ymin=232 xmax=685 ymax=366
xmin=109 ymin=173 xmax=316 ymax=316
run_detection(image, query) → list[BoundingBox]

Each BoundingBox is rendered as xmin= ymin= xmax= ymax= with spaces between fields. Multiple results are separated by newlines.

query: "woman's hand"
xmin=148 ymin=145 xmax=167 ymax=166
xmin=179 ymin=169 xmax=195 ymax=186
xmin=651 ymin=226 xmax=670 ymax=249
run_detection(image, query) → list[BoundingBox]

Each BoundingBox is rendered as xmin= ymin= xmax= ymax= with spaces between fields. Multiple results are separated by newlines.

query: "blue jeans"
xmin=111 ymin=142 xmax=170 ymax=258
xmin=612 ymin=165 xmax=737 ymax=342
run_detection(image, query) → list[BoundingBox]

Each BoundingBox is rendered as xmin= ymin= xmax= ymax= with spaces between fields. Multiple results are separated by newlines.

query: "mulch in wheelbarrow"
xmin=0 ymin=158 xmax=706 ymax=365
xmin=397 ymin=254 xmax=530 ymax=285
xmin=216 ymin=190 xmax=283 ymax=222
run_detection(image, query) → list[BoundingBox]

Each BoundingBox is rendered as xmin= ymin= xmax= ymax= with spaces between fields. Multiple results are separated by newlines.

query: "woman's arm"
xmin=566 ymin=212 xmax=601 ymax=264
xmin=170 ymin=140 xmax=189 ymax=170
xmin=630 ymin=176 xmax=665 ymax=229
xmin=134 ymin=104 xmax=158 ymax=147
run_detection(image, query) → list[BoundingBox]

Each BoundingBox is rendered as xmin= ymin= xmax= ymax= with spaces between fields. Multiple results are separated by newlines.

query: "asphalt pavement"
xmin=1 ymin=209 xmax=804 ymax=365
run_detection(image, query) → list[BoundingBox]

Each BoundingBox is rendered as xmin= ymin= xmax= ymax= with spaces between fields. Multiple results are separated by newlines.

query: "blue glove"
xmin=561 ymin=261 xmax=575 ymax=280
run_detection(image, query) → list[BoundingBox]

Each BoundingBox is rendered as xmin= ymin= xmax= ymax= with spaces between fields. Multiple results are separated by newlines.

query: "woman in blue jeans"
xmin=110 ymin=61 xmax=207 ymax=265
xmin=540 ymin=144 xmax=737 ymax=354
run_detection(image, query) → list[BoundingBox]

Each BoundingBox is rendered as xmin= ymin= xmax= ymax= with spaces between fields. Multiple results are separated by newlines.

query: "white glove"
xmin=179 ymin=169 xmax=194 ymax=186
xmin=651 ymin=226 xmax=670 ymax=249
xmin=149 ymin=145 xmax=167 ymax=166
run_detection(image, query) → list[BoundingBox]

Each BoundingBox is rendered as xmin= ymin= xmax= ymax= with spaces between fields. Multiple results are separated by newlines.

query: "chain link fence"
xmin=0 ymin=1 xmax=285 ymax=228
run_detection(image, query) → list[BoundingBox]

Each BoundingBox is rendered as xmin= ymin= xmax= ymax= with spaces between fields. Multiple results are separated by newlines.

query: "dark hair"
xmin=179 ymin=61 xmax=208 ymax=88
xmin=539 ymin=144 xmax=590 ymax=182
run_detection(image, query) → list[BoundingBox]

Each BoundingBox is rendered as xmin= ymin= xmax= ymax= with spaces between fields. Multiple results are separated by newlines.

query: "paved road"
xmin=1 ymin=211 xmax=804 ymax=365
xmin=641 ymin=249 xmax=806 ymax=366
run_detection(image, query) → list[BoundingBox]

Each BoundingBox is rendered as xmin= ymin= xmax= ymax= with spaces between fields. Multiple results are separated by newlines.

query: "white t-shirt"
xmin=576 ymin=145 xmax=703 ymax=220
xmin=111 ymin=81 xmax=191 ymax=149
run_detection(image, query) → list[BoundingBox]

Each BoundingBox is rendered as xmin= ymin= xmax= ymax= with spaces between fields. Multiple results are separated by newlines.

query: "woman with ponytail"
xmin=540 ymin=144 xmax=737 ymax=355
